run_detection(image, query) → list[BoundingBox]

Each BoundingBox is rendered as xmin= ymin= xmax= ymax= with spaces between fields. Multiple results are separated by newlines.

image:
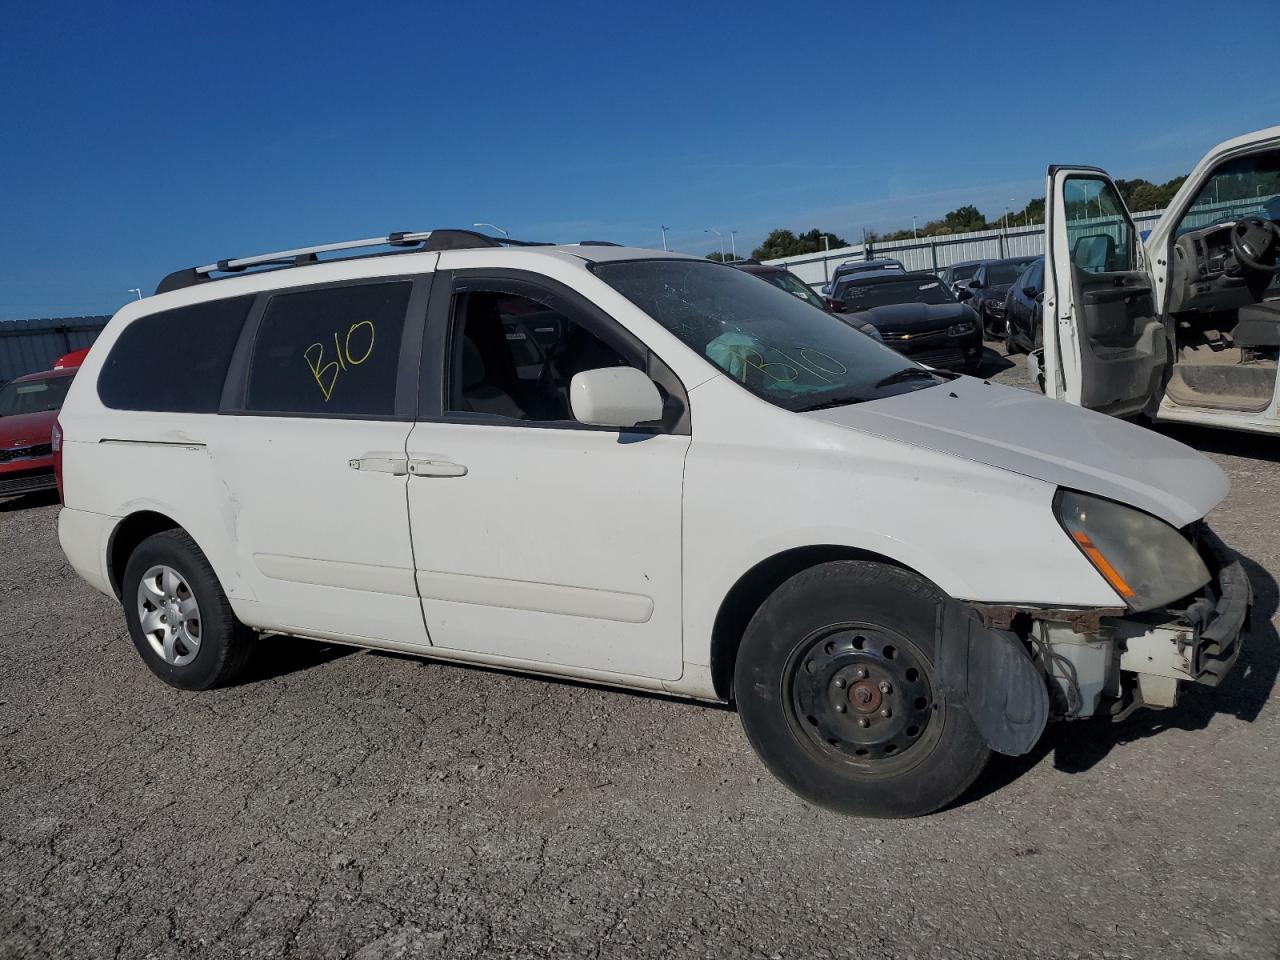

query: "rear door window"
xmin=245 ymin=281 xmax=413 ymax=417
xmin=98 ymin=296 xmax=253 ymax=412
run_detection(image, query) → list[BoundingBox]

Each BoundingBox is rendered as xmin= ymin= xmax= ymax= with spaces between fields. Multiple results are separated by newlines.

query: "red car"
xmin=0 ymin=368 xmax=76 ymax=498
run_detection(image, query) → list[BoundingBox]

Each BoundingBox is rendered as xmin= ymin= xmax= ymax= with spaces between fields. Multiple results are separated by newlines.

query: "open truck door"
xmin=1039 ymin=166 xmax=1166 ymax=417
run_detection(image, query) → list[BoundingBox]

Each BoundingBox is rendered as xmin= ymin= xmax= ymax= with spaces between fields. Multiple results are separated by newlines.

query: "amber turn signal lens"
xmin=1071 ymin=531 xmax=1136 ymax=599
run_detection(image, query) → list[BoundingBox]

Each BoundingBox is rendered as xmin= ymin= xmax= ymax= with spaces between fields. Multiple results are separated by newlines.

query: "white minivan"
xmin=57 ymin=229 xmax=1249 ymax=817
xmin=1035 ymin=125 xmax=1280 ymax=434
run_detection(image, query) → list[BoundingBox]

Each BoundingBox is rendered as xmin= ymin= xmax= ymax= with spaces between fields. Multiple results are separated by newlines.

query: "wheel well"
xmin=107 ymin=511 xmax=181 ymax=599
xmin=709 ymin=545 xmax=910 ymax=702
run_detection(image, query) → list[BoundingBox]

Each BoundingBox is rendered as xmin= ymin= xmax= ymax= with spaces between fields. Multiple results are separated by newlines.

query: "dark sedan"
xmin=938 ymin=259 xmax=983 ymax=296
xmin=830 ymin=272 xmax=982 ymax=371
xmin=1002 ymin=257 xmax=1044 ymax=354
xmin=965 ymin=257 xmax=1037 ymax=338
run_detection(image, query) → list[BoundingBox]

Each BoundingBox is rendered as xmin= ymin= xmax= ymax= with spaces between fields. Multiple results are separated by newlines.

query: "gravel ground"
xmin=2 ymin=347 xmax=1278 ymax=960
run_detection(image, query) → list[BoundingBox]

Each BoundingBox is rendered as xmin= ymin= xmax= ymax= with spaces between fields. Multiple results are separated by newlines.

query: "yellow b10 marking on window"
xmin=727 ymin=345 xmax=846 ymax=384
xmin=303 ymin=320 xmax=376 ymax=401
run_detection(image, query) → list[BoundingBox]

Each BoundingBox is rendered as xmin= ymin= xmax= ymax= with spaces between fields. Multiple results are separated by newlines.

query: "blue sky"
xmin=2 ymin=0 xmax=1278 ymax=319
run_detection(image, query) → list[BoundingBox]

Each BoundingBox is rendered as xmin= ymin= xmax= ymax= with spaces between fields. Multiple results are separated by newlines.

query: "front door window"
xmin=1063 ymin=177 xmax=1134 ymax=274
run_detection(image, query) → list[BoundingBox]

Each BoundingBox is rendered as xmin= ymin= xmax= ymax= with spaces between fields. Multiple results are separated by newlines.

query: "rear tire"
xmin=122 ymin=530 xmax=255 ymax=690
xmin=734 ymin=561 xmax=990 ymax=818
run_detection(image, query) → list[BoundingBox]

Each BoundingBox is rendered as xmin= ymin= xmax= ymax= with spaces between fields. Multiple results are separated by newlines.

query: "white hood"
xmin=806 ymin=377 xmax=1227 ymax=528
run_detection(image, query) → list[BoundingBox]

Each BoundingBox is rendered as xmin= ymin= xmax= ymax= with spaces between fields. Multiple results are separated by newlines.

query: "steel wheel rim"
xmin=783 ymin=624 xmax=943 ymax=776
xmin=136 ymin=564 xmax=202 ymax=666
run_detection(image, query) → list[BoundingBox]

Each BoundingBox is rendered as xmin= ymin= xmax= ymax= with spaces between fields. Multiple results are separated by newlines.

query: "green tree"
xmin=1117 ymin=176 xmax=1186 ymax=212
xmin=751 ymin=228 xmax=850 ymax=260
xmin=941 ymin=205 xmax=989 ymax=234
xmin=704 ymin=252 xmax=737 ymax=262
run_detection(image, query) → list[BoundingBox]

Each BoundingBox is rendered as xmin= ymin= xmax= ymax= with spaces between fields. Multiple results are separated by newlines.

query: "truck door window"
xmin=1064 ymin=177 xmax=1133 ymax=273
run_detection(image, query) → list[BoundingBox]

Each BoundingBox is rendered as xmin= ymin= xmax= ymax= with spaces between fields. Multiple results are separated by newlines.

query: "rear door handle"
xmin=349 ymin=454 xmax=408 ymax=476
xmin=409 ymin=458 xmax=468 ymax=478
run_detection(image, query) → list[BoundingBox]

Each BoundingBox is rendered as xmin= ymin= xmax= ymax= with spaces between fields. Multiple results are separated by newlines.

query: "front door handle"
xmin=349 ymin=454 xmax=408 ymax=475
xmin=409 ymin=458 xmax=468 ymax=478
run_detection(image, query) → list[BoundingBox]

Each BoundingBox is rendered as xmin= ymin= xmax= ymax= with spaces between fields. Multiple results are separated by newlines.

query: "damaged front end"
xmin=941 ymin=527 xmax=1250 ymax=756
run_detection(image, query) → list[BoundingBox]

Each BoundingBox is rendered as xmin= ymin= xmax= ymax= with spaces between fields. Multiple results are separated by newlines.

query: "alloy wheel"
xmin=136 ymin=564 xmax=203 ymax=666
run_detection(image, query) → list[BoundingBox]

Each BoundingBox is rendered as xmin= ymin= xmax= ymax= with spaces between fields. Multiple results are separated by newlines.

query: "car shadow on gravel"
xmin=957 ymin=553 xmax=1279 ymax=807
xmin=0 ymin=489 xmax=59 ymax=512
xmin=234 ymin=634 xmax=357 ymax=685
xmin=974 ymin=345 xmax=1015 ymax=378
xmin=1150 ymin=422 xmax=1280 ymax=464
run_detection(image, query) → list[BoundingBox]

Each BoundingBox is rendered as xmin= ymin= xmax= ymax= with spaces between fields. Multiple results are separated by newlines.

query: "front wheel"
xmin=734 ymin=561 xmax=990 ymax=818
xmin=975 ymin=305 xmax=990 ymax=340
xmin=1004 ymin=319 xmax=1024 ymax=354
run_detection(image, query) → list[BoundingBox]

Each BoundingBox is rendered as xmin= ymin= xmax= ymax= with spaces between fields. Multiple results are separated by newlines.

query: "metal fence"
xmin=0 ymin=316 xmax=111 ymax=383
xmin=763 ymin=208 xmax=1168 ymax=288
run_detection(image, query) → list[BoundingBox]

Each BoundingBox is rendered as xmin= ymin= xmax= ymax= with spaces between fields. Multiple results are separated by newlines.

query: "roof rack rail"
xmin=155 ymin=228 xmax=547 ymax=295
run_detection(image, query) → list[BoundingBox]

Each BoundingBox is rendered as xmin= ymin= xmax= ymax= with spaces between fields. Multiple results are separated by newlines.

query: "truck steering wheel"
xmin=1229 ymin=216 xmax=1280 ymax=273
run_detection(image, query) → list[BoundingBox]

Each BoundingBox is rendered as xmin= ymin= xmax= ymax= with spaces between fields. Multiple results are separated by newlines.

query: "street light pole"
xmin=728 ymin=231 xmax=738 ymax=262
xmin=127 ymin=288 xmax=142 ymax=300
xmin=705 ymin=228 xmax=724 ymax=261
xmin=472 ymin=222 xmax=509 ymax=238
xmin=912 ymin=216 xmax=918 ymax=241
xmin=660 ymin=225 xmax=669 ymax=251
xmin=822 ymin=234 xmax=830 ymax=282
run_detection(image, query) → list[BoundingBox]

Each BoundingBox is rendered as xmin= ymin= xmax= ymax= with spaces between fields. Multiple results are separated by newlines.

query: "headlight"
xmin=1054 ymin=490 xmax=1210 ymax=612
xmin=946 ymin=321 xmax=975 ymax=336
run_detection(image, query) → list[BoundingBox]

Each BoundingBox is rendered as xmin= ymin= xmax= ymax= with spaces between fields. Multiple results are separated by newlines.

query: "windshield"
xmin=838 ymin=277 xmax=955 ymax=310
xmin=988 ymin=262 xmax=1031 ymax=285
xmin=758 ymin=270 xmax=826 ymax=309
xmin=0 ymin=375 xmax=72 ymax=417
xmin=1176 ymin=148 xmax=1280 ymax=236
xmin=949 ymin=264 xmax=979 ymax=282
xmin=592 ymin=260 xmax=938 ymax=411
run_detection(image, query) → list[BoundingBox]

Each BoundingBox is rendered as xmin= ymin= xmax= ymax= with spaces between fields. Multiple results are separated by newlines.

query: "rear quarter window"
xmin=97 ymin=296 xmax=254 ymax=412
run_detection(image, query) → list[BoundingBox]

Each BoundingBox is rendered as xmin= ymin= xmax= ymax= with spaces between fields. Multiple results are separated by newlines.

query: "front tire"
xmin=1004 ymin=320 xmax=1024 ymax=355
xmin=975 ymin=305 xmax=990 ymax=340
xmin=122 ymin=530 xmax=255 ymax=690
xmin=734 ymin=561 xmax=990 ymax=818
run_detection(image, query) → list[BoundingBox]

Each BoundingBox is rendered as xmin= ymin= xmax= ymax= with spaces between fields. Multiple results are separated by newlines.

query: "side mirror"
xmin=968 ymin=279 xmax=984 ymax=290
xmin=570 ymin=367 xmax=664 ymax=428
xmin=955 ymin=287 xmax=973 ymax=302
xmin=1022 ymin=286 xmax=1039 ymax=299
xmin=820 ymin=284 xmax=831 ymax=296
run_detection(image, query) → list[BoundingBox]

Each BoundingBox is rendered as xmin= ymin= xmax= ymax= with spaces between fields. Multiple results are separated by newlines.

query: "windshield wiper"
xmin=796 ymin=392 xmax=874 ymax=412
xmin=874 ymin=367 xmax=945 ymax=389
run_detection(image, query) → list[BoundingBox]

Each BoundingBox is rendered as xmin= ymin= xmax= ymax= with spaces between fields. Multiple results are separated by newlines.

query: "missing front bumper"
xmin=970 ymin=527 xmax=1250 ymax=719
